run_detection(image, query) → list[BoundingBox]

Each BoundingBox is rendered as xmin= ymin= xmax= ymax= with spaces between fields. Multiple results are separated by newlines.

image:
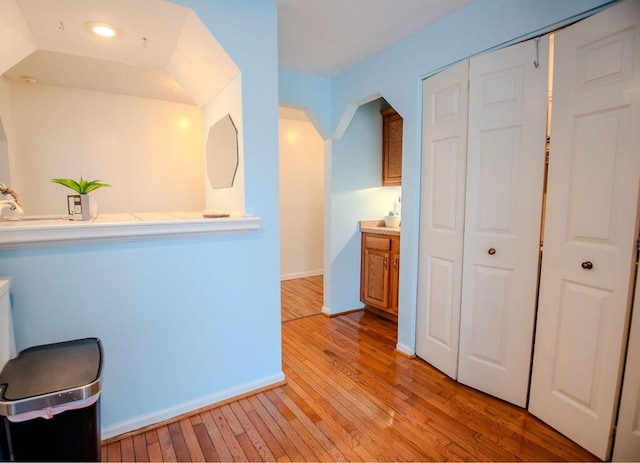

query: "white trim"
xmin=280 ymin=270 xmax=323 ymax=281
xmin=101 ymin=372 xmax=285 ymax=440
xmin=333 ymin=92 xmax=382 ymax=140
xmin=322 ymin=305 xmax=365 ymax=316
xmin=0 ymin=213 xmax=261 ymax=251
xmin=0 ymin=278 xmax=15 ymax=373
xmin=396 ymin=342 xmax=415 ymax=357
xmin=0 ymin=278 xmax=9 ymax=298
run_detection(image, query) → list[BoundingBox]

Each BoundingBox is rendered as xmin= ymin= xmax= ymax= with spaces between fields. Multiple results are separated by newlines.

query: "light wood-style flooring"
xmin=103 ymin=298 xmax=598 ymax=461
xmin=281 ymin=275 xmax=323 ymax=322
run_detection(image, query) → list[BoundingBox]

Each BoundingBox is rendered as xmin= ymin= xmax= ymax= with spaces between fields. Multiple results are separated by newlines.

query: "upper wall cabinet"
xmin=381 ymin=108 xmax=402 ymax=186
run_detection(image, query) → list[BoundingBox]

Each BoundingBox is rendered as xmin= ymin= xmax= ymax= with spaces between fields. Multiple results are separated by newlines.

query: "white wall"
xmin=0 ymin=0 xmax=36 ymax=76
xmin=0 ymin=139 xmax=8 ymax=187
xmin=8 ymin=81 xmax=204 ymax=215
xmin=279 ymin=115 xmax=324 ymax=279
xmin=0 ymin=77 xmax=11 ymax=186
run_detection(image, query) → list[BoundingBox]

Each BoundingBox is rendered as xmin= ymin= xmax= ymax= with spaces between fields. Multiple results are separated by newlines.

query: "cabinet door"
xmin=529 ymin=2 xmax=640 ymax=459
xmin=362 ymin=235 xmax=391 ymax=309
xmin=382 ymin=109 xmax=402 ymax=186
xmin=416 ymin=60 xmax=469 ymax=379
xmin=457 ymin=36 xmax=548 ymax=407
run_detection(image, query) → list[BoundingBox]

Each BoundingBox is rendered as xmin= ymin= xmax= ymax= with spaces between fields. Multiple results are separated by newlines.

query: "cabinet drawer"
xmin=365 ymin=235 xmax=392 ymax=251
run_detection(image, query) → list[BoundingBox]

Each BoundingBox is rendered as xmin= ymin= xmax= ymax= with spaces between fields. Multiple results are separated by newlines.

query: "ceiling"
xmin=276 ymin=0 xmax=475 ymax=76
xmin=1 ymin=0 xmax=238 ymax=107
xmin=1 ymin=0 xmax=475 ymax=104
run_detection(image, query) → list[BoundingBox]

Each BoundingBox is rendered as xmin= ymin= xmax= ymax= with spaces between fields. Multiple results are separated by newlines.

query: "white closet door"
xmin=416 ymin=60 xmax=469 ymax=379
xmin=613 ymin=273 xmax=640 ymax=461
xmin=528 ymin=1 xmax=640 ymax=459
xmin=457 ymin=37 xmax=548 ymax=407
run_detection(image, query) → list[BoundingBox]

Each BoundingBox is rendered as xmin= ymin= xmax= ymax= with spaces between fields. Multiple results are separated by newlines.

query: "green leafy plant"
xmin=51 ymin=177 xmax=111 ymax=194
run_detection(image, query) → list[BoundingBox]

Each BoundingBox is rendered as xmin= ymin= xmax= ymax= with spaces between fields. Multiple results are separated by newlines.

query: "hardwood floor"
xmin=103 ymin=310 xmax=598 ymax=462
xmin=281 ymin=275 xmax=323 ymax=322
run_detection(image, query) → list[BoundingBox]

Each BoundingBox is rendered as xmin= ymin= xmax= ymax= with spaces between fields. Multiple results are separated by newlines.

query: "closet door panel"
xmin=466 ymin=265 xmax=511 ymax=367
xmin=476 ymin=128 xmax=519 ymax=233
xmin=613 ymin=274 xmax=640 ymax=461
xmin=528 ymin=1 xmax=640 ymax=459
xmin=416 ymin=60 xmax=469 ymax=379
xmin=457 ymin=36 xmax=548 ymax=407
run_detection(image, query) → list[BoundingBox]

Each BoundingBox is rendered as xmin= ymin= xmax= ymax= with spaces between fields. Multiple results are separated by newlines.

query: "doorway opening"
xmin=279 ymin=106 xmax=325 ymax=322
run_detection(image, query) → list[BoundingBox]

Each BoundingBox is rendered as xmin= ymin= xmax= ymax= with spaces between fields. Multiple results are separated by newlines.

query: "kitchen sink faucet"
xmin=0 ymin=183 xmax=23 ymax=215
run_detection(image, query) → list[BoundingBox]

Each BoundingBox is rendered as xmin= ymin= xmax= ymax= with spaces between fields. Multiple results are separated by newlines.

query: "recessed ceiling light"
xmin=86 ymin=22 xmax=119 ymax=38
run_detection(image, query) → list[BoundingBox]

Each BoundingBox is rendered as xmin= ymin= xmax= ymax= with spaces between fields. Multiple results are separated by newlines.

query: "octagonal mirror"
xmin=206 ymin=114 xmax=239 ymax=189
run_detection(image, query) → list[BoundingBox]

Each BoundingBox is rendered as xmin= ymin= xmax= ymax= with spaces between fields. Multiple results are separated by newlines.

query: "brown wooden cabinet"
xmin=360 ymin=232 xmax=400 ymax=321
xmin=381 ymin=108 xmax=402 ymax=186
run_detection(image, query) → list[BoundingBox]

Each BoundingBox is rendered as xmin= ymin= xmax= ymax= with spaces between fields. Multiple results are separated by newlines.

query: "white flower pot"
xmin=67 ymin=194 xmax=97 ymax=221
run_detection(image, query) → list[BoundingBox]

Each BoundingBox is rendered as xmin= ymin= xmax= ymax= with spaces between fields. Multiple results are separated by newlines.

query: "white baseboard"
xmin=280 ymin=270 xmax=323 ymax=281
xmin=321 ymin=305 xmax=365 ymax=316
xmin=101 ymin=372 xmax=285 ymax=440
xmin=396 ymin=342 xmax=415 ymax=357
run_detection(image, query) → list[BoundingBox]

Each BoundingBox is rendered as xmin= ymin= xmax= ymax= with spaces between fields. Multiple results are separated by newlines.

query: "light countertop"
xmin=360 ymin=220 xmax=400 ymax=236
xmin=0 ymin=212 xmax=261 ymax=250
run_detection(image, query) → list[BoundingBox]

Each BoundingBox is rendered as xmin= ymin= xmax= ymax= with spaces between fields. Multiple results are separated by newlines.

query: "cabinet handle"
xmin=581 ymin=261 xmax=593 ymax=270
xmin=384 ymin=256 xmax=388 ymax=269
xmin=488 ymin=248 xmax=496 ymax=255
xmin=394 ymin=258 xmax=398 ymax=272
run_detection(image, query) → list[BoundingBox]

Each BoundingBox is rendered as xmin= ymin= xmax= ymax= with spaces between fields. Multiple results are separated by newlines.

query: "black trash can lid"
xmin=0 ymin=338 xmax=102 ymax=416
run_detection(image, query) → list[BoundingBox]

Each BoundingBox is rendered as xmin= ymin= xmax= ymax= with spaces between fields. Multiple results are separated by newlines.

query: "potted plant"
xmin=51 ymin=177 xmax=110 ymax=221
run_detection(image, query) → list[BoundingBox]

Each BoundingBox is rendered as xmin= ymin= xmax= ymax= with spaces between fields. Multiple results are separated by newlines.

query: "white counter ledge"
xmin=0 ymin=212 xmax=262 ymax=251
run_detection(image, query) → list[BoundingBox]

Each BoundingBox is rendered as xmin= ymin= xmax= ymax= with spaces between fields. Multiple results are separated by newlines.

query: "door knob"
xmin=581 ymin=261 xmax=593 ymax=270
xmin=488 ymin=248 xmax=496 ymax=255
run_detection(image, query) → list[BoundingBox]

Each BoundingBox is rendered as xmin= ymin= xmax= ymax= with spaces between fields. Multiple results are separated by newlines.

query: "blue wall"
xmin=0 ymin=0 xmax=282 ymax=438
xmin=279 ymin=68 xmax=332 ymax=138
xmin=330 ymin=99 xmax=401 ymax=312
xmin=280 ymin=0 xmax=615 ymax=353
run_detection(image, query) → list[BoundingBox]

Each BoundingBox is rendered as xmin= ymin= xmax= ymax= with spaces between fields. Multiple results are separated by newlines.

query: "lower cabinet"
xmin=360 ymin=232 xmax=399 ymax=321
